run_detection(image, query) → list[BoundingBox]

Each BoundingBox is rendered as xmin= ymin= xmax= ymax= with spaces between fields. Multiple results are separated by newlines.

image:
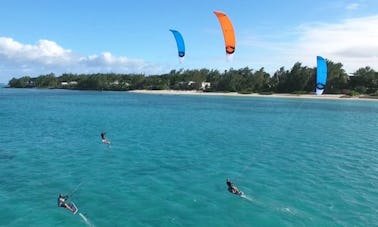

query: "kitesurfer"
xmin=101 ymin=132 xmax=110 ymax=144
xmin=57 ymin=194 xmax=75 ymax=213
xmin=226 ymin=179 xmax=242 ymax=195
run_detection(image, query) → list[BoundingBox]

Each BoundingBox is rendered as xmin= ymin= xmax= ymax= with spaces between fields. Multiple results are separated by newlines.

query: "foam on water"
xmin=79 ymin=212 xmax=94 ymax=227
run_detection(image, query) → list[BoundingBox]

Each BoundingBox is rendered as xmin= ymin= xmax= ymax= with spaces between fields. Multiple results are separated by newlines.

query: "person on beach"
xmin=57 ymin=194 xmax=75 ymax=213
xmin=101 ymin=132 xmax=110 ymax=144
xmin=226 ymin=179 xmax=243 ymax=195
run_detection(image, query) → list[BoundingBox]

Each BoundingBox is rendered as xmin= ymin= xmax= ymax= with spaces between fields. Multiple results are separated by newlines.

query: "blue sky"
xmin=1 ymin=0 xmax=378 ymax=83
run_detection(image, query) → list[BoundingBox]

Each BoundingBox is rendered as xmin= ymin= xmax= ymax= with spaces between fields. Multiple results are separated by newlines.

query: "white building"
xmin=61 ymin=81 xmax=78 ymax=86
xmin=200 ymin=82 xmax=211 ymax=90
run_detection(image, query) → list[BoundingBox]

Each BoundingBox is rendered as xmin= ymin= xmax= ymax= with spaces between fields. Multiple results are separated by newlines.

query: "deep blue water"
xmin=0 ymin=88 xmax=377 ymax=226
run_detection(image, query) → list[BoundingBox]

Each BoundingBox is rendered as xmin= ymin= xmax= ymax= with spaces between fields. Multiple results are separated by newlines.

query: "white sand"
xmin=128 ymin=90 xmax=378 ymax=101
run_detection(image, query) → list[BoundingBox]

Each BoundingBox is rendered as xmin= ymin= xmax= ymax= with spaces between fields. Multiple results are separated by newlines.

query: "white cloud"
xmin=238 ymin=15 xmax=378 ymax=74
xmin=0 ymin=37 xmax=162 ymax=82
xmin=0 ymin=38 xmax=72 ymax=65
xmin=293 ymin=15 xmax=378 ymax=72
xmin=80 ymin=52 xmax=150 ymax=71
xmin=346 ymin=3 xmax=360 ymax=10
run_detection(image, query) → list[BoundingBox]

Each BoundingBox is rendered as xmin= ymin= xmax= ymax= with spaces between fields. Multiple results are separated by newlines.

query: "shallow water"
xmin=0 ymin=88 xmax=377 ymax=226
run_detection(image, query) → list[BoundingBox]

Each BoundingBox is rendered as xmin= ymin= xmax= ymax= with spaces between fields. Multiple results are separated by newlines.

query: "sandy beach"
xmin=129 ymin=90 xmax=378 ymax=101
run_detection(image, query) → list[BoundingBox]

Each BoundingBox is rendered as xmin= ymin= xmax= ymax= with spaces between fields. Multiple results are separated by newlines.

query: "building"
xmin=200 ymin=82 xmax=211 ymax=90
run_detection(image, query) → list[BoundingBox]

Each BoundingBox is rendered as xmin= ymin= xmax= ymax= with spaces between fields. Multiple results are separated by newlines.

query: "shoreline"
xmin=128 ymin=90 xmax=378 ymax=101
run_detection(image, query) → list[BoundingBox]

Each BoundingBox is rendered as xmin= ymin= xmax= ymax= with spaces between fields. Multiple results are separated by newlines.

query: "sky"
xmin=1 ymin=0 xmax=378 ymax=83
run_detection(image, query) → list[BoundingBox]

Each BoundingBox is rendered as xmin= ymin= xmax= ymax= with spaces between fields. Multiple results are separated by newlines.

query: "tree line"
xmin=7 ymin=60 xmax=378 ymax=96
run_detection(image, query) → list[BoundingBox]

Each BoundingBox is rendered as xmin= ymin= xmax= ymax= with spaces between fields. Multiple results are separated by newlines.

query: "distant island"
xmin=6 ymin=62 xmax=378 ymax=99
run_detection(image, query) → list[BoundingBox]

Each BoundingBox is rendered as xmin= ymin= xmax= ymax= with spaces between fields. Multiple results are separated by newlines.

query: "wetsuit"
xmin=58 ymin=195 xmax=68 ymax=207
xmin=227 ymin=181 xmax=242 ymax=195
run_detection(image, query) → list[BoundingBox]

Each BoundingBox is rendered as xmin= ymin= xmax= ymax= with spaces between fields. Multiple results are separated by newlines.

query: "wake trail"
xmin=79 ymin=213 xmax=95 ymax=227
xmin=240 ymin=194 xmax=254 ymax=202
xmin=237 ymin=191 xmax=300 ymax=218
xmin=241 ymin=196 xmax=299 ymax=218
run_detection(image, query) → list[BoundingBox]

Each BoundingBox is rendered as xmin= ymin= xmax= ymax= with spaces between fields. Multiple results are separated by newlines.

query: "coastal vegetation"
xmin=7 ymin=60 xmax=378 ymax=96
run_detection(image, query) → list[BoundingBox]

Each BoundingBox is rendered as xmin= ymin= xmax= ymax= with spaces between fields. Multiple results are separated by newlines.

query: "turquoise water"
xmin=0 ymin=88 xmax=377 ymax=227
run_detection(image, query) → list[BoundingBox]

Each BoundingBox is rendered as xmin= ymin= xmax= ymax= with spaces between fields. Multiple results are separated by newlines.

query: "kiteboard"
xmin=69 ymin=202 xmax=79 ymax=215
xmin=231 ymin=190 xmax=243 ymax=196
xmin=236 ymin=191 xmax=244 ymax=196
xmin=228 ymin=187 xmax=243 ymax=196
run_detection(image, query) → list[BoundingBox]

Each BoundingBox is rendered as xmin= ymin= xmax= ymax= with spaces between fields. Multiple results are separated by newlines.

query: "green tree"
xmin=287 ymin=62 xmax=312 ymax=93
xmin=273 ymin=63 xmax=312 ymax=93
xmin=251 ymin=68 xmax=270 ymax=92
xmin=325 ymin=60 xmax=348 ymax=94
xmin=350 ymin=67 xmax=377 ymax=94
xmin=272 ymin=67 xmax=289 ymax=93
xmin=8 ymin=76 xmax=33 ymax=88
xmin=35 ymin=73 xmax=58 ymax=88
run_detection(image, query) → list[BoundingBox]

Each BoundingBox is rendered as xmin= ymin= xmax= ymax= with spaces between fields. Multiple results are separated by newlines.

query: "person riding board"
xmin=101 ymin=132 xmax=110 ymax=144
xmin=226 ymin=179 xmax=243 ymax=195
xmin=57 ymin=194 xmax=76 ymax=213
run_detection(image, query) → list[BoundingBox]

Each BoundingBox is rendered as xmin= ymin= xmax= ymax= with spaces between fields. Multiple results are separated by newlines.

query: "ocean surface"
xmin=0 ymin=88 xmax=377 ymax=227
